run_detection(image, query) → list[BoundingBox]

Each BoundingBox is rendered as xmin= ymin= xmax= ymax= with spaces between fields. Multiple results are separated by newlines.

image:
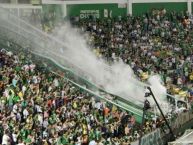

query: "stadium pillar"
xmin=187 ymin=0 xmax=192 ymax=15
xmin=62 ymin=4 xmax=67 ymax=18
xmin=127 ymin=0 xmax=132 ymax=15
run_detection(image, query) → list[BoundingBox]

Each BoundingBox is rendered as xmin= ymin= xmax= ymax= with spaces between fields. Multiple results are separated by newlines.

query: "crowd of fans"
xmin=70 ymin=9 xmax=193 ymax=102
xmin=0 ymin=48 xmax=153 ymax=144
xmin=0 ymin=8 xmax=193 ymax=145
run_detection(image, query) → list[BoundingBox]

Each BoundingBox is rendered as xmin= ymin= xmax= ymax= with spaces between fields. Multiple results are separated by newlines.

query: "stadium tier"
xmin=0 ymin=1 xmax=193 ymax=145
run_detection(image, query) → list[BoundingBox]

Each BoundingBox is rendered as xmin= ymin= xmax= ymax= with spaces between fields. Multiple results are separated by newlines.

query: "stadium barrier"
xmin=132 ymin=111 xmax=193 ymax=145
xmin=171 ymin=111 xmax=193 ymax=129
xmin=140 ymin=129 xmax=163 ymax=145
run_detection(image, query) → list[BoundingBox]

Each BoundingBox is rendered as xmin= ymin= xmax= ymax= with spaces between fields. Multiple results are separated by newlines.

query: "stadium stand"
xmin=70 ymin=9 xmax=193 ymax=101
xmin=0 ymin=48 xmax=141 ymax=144
xmin=0 ymin=6 xmax=193 ymax=145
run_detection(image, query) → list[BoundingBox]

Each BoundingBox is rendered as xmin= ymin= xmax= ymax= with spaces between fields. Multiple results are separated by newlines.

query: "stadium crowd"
xmin=0 ymin=48 xmax=151 ymax=145
xmin=0 ymin=8 xmax=193 ymax=145
xmin=71 ymin=9 xmax=193 ymax=101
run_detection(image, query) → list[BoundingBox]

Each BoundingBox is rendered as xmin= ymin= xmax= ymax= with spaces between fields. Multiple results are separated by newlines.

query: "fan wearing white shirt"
xmin=89 ymin=140 xmax=97 ymax=145
xmin=2 ymin=130 xmax=11 ymax=145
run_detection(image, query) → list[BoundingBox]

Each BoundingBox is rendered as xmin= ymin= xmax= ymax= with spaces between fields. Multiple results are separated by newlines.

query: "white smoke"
xmin=148 ymin=75 xmax=167 ymax=102
xmin=0 ymin=8 xmax=167 ymax=108
xmin=43 ymin=23 xmax=167 ymax=106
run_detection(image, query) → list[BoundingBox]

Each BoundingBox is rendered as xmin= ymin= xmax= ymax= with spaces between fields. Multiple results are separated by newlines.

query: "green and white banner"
xmin=79 ymin=9 xmax=100 ymax=19
xmin=67 ymin=4 xmax=127 ymax=18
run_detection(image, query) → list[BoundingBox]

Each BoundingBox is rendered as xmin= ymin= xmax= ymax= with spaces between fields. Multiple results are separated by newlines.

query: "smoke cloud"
xmin=44 ymin=23 xmax=167 ymax=106
xmin=0 ymin=8 xmax=167 ymax=108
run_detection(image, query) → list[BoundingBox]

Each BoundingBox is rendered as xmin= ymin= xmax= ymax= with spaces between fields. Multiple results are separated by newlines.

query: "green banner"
xmin=132 ymin=2 xmax=187 ymax=16
xmin=67 ymin=4 xmax=127 ymax=19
